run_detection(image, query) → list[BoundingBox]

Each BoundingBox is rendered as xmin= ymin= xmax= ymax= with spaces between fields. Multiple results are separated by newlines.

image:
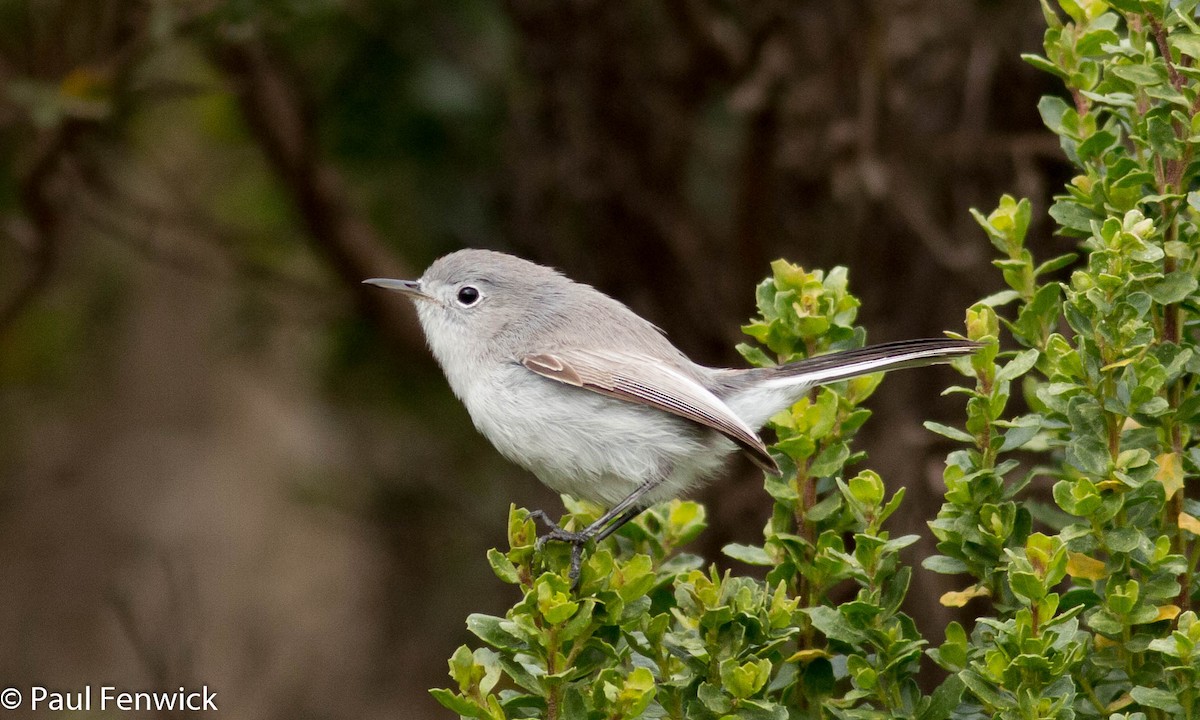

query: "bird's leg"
xmin=531 ymin=480 xmax=660 ymax=586
xmin=591 ymin=506 xmax=645 ymax=542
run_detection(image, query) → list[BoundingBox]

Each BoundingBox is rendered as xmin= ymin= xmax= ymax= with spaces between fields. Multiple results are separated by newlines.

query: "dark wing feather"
xmin=521 ymin=349 xmax=779 ymax=474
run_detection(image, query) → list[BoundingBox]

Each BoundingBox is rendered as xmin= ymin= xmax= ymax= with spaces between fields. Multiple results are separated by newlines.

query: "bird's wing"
xmin=521 ymin=349 xmax=779 ymax=474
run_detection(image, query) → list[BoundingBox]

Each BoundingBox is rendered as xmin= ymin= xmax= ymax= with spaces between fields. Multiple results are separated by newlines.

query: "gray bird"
xmin=366 ymin=249 xmax=976 ymax=580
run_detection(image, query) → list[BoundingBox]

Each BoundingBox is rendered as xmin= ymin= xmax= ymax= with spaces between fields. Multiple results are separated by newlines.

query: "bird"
xmin=366 ymin=249 xmax=977 ymax=580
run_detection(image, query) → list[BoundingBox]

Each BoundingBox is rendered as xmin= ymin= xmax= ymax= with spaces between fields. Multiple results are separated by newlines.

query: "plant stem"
xmin=546 ymin=626 xmax=561 ymax=720
xmin=1078 ymin=673 xmax=1107 ymax=716
xmin=1147 ymin=14 xmax=1186 ymax=91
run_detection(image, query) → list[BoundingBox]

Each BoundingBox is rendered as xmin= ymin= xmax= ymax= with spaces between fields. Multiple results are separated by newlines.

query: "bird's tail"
xmin=765 ymin=337 xmax=980 ymax=386
xmin=720 ymin=338 xmax=979 ymax=430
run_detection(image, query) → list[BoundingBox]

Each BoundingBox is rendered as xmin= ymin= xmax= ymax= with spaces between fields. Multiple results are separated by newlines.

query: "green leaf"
xmin=1048 ymin=200 xmax=1096 ymax=233
xmin=1066 ymin=432 xmax=1109 ymax=476
xmin=847 ymin=471 xmax=884 ymax=506
xmin=1147 ymin=635 xmax=1183 ymax=658
xmin=1053 ymin=478 xmax=1102 ymax=516
xmin=737 ymin=342 xmax=776 ymax=368
xmin=720 ymin=658 xmax=772 ymax=700
xmin=1170 ymin=32 xmax=1200 ymax=60
xmin=930 ymin=621 xmax=969 ymax=670
xmin=1088 ymin=608 xmax=1123 ymax=635
xmin=1009 ymin=570 xmax=1046 ymax=602
xmin=923 ymin=555 xmax=969 ymax=574
xmin=499 ymin=657 xmax=544 ymax=694
xmin=881 ymin=565 xmax=912 ymax=614
xmin=1110 ymin=64 xmax=1163 ymax=86
xmin=918 ymin=674 xmax=966 ymax=720
xmin=1111 ymin=166 xmax=1155 ymax=189
xmin=742 ymin=700 xmax=790 ymax=720
xmin=1077 ymin=129 xmax=1117 ymax=161
xmin=809 ymin=441 xmax=850 ymax=476
xmin=959 ymin=669 xmax=1010 ymax=709
xmin=723 ymin=543 xmax=774 ymax=566
xmin=979 ymin=289 xmax=1021 ymax=307
xmin=697 ymin=682 xmax=732 ymax=714
xmin=847 ymin=654 xmax=878 ymax=690
xmin=885 ymin=534 xmax=921 ymax=553
xmin=560 ymin=687 xmax=586 ymax=719
xmin=1021 ymin=53 xmax=1067 ymax=79
xmin=1012 ymin=283 xmax=1062 ymax=345
xmin=539 ymin=593 xmax=579 ymax=624
xmin=1037 ymin=95 xmax=1070 ymax=134
xmin=924 ymin=421 xmax=975 ymax=443
xmin=1149 ymin=271 xmax=1198 ymax=304
xmin=1078 ymin=27 xmax=1120 ymax=57
xmin=1106 ymin=527 xmax=1143 ymax=553
xmin=1080 ymin=89 xmax=1138 ymax=108
xmin=997 ymin=415 xmax=1041 ymax=452
xmin=795 ymin=657 xmax=833 ymax=699
xmin=615 ymin=666 xmax=656 ymax=714
xmin=611 ymin=554 xmax=656 ymax=602
xmin=805 ymin=605 xmax=867 ymax=644
xmin=665 ymin=499 xmax=707 ymax=542
xmin=466 ymin=614 xmax=524 ymax=649
xmin=1147 ymin=113 xmax=1183 ymax=159
xmin=806 ymin=491 xmax=842 ymax=522
xmin=1130 ymin=686 xmax=1184 ymax=713
xmin=996 ymin=349 xmax=1039 ymax=383
xmin=430 ymin=688 xmax=488 ymax=718
xmin=486 ymin=549 xmax=520 ymax=584
xmin=1034 ymin=252 xmax=1079 ymax=277
xmin=878 ymin=485 xmax=906 ymax=525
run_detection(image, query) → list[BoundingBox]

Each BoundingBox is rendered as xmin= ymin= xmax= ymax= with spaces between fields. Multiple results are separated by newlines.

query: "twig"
xmin=207 ymin=32 xmax=427 ymax=356
xmin=0 ymin=125 xmax=77 ymax=337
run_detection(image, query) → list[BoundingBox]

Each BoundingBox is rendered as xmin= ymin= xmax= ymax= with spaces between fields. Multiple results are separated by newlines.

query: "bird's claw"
xmin=528 ymin=510 xmax=590 ymax=588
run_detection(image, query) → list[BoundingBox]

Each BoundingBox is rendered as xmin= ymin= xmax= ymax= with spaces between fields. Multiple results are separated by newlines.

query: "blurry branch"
xmin=887 ymin=165 xmax=984 ymax=272
xmin=0 ymin=124 xmax=77 ymax=337
xmin=662 ymin=0 xmax=784 ymax=81
xmin=207 ymin=34 xmax=426 ymax=355
xmin=72 ymin=150 xmax=341 ymax=321
xmin=80 ymin=189 xmax=342 ymax=323
xmin=960 ymin=38 xmax=1000 ymax=139
xmin=938 ymin=131 xmax=1063 ymax=160
xmin=661 ymin=0 xmax=743 ymax=75
xmin=729 ymin=36 xmax=789 ymax=277
xmin=499 ymin=0 xmax=721 ymax=342
xmin=498 ymin=0 xmax=791 ymax=349
xmin=0 ymin=1 xmax=155 ymax=338
xmin=109 ymin=553 xmax=200 ymax=692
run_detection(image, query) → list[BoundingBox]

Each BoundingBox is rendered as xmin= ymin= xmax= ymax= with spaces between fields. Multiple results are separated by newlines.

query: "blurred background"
xmin=0 ymin=1 xmax=1070 ymax=718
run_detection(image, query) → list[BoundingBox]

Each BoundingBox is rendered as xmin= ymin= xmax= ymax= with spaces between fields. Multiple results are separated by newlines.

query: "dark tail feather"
xmin=765 ymin=338 xmax=980 ymax=386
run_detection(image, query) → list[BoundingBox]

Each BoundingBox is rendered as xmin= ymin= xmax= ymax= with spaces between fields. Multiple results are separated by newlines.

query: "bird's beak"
xmin=363 ymin=278 xmax=433 ymax=302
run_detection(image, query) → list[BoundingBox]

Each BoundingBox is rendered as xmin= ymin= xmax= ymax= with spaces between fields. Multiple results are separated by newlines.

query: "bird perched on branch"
xmin=367 ymin=249 xmax=978 ymax=581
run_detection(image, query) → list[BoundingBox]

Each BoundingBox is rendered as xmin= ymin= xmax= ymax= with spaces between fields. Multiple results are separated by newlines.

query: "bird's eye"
xmin=456 ymin=286 xmax=480 ymax=306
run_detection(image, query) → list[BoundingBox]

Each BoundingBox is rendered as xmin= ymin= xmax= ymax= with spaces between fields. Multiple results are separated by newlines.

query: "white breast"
xmin=417 ymin=305 xmax=736 ymax=507
xmin=459 ymin=362 xmax=731 ymax=506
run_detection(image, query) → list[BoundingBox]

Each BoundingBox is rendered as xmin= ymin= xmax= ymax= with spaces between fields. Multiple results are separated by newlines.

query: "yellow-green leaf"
xmin=1095 ymin=634 xmax=1119 ymax=650
xmin=940 ymin=585 xmax=990 ymax=607
xmin=1156 ymin=452 xmax=1184 ymax=499
xmin=1178 ymin=512 xmax=1200 ymax=536
xmin=1066 ymin=551 xmax=1106 ymax=581
xmin=786 ymin=648 xmax=830 ymax=663
xmin=1106 ymin=693 xmax=1134 ymax=712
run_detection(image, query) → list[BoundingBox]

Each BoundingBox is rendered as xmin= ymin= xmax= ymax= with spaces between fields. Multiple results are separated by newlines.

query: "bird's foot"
xmin=528 ymin=510 xmax=590 ymax=588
